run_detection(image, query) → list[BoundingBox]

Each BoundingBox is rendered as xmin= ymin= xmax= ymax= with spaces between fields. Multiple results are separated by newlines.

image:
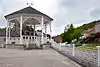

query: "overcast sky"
xmin=0 ymin=0 xmax=100 ymax=36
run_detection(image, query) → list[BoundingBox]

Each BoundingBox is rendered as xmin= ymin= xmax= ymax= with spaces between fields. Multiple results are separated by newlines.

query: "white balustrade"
xmin=51 ymin=39 xmax=61 ymax=50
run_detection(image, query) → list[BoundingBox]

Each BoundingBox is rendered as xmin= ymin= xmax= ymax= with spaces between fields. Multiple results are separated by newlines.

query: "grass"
xmin=76 ymin=44 xmax=100 ymax=51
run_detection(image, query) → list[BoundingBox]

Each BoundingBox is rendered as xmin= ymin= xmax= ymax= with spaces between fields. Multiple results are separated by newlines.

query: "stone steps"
xmin=5 ymin=44 xmax=40 ymax=50
xmin=6 ymin=44 xmax=24 ymax=49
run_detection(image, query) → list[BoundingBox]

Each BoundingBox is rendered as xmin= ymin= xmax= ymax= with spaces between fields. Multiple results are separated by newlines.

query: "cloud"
xmin=33 ymin=0 xmax=59 ymax=17
xmin=0 ymin=0 xmax=59 ymax=35
xmin=90 ymin=8 xmax=100 ymax=18
xmin=52 ymin=0 xmax=100 ymax=35
xmin=1 ymin=0 xmax=100 ymax=36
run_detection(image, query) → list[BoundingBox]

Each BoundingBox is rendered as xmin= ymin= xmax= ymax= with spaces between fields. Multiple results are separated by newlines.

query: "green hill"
xmin=60 ymin=20 xmax=100 ymax=43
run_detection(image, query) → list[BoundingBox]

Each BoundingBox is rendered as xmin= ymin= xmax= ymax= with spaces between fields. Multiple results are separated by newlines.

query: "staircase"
xmin=26 ymin=44 xmax=39 ymax=50
xmin=6 ymin=44 xmax=24 ymax=50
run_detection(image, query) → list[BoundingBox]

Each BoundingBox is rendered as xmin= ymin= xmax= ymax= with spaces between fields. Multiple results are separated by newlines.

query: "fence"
xmin=51 ymin=40 xmax=98 ymax=67
xmin=51 ymin=39 xmax=61 ymax=50
xmin=97 ymin=46 xmax=100 ymax=67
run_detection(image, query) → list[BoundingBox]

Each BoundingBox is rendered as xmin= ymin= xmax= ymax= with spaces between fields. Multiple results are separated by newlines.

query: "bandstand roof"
xmin=5 ymin=6 xmax=53 ymax=21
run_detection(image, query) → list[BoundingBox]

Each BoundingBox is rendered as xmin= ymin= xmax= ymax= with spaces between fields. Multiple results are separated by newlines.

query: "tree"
xmin=61 ymin=24 xmax=75 ymax=43
xmin=73 ymin=29 xmax=83 ymax=41
xmin=64 ymin=24 xmax=69 ymax=32
xmin=60 ymin=20 xmax=99 ymax=43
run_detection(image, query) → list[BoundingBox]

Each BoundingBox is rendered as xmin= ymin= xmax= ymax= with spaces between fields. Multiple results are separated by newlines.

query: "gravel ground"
xmin=59 ymin=46 xmax=98 ymax=67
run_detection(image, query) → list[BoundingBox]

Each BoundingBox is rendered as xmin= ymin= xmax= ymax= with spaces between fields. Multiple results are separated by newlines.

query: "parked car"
xmin=82 ymin=44 xmax=88 ymax=46
xmin=75 ymin=44 xmax=82 ymax=47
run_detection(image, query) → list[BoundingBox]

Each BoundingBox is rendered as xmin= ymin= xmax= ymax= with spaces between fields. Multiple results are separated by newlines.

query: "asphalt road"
xmin=0 ymin=48 xmax=82 ymax=67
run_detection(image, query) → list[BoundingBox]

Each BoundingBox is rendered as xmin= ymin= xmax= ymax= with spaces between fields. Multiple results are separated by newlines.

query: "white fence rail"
xmin=51 ymin=40 xmax=99 ymax=67
xmin=51 ymin=39 xmax=61 ymax=50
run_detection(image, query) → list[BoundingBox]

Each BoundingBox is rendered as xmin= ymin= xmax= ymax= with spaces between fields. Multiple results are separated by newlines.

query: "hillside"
xmin=60 ymin=20 xmax=100 ymax=43
xmin=76 ymin=20 xmax=99 ymax=30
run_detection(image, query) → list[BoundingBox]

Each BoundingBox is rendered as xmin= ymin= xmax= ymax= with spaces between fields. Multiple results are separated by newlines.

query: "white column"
xmin=20 ymin=15 xmax=23 ymax=44
xmin=28 ymin=36 xmax=29 ymax=43
xmin=41 ymin=16 xmax=44 ymax=44
xmin=6 ymin=20 xmax=8 ymax=44
xmin=26 ymin=36 xmax=29 ymax=48
xmin=31 ymin=36 xmax=32 ymax=43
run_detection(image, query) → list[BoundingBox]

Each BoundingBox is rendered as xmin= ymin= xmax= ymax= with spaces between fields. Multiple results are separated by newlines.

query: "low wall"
xmin=5 ymin=44 xmax=41 ymax=50
xmin=6 ymin=44 xmax=25 ymax=49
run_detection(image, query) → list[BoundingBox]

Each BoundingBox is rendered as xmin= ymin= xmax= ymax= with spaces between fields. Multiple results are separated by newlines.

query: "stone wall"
xmin=52 ymin=46 xmax=98 ymax=67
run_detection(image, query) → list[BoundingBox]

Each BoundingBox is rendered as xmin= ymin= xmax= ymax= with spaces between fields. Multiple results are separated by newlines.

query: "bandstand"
xmin=5 ymin=6 xmax=53 ymax=48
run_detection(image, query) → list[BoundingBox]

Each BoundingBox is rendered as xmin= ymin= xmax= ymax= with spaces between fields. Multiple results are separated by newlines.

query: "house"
xmin=82 ymin=28 xmax=95 ymax=39
xmin=82 ymin=21 xmax=100 ymax=39
xmin=0 ymin=6 xmax=53 ymax=48
xmin=52 ymin=35 xmax=62 ymax=43
xmin=95 ymin=22 xmax=100 ymax=33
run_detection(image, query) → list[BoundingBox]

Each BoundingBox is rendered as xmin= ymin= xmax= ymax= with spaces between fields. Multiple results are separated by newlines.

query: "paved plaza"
xmin=0 ymin=48 xmax=81 ymax=67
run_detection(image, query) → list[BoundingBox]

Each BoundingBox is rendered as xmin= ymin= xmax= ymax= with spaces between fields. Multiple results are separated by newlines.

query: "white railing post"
xmin=59 ymin=43 xmax=61 ymax=51
xmin=72 ymin=44 xmax=75 ymax=56
xmin=97 ymin=46 xmax=100 ymax=67
xmin=20 ymin=15 xmax=23 ymax=44
xmin=6 ymin=19 xmax=8 ymax=45
xmin=41 ymin=16 xmax=44 ymax=44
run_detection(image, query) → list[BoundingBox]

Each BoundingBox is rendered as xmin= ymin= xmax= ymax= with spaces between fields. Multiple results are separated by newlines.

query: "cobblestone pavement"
xmin=0 ymin=48 xmax=81 ymax=67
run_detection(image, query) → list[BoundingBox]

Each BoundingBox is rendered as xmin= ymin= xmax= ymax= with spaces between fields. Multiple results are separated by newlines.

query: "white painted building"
xmin=3 ymin=6 xmax=53 ymax=48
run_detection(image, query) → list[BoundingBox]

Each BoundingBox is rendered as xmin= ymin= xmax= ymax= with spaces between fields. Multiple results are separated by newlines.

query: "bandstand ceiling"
xmin=23 ymin=18 xmax=40 ymax=25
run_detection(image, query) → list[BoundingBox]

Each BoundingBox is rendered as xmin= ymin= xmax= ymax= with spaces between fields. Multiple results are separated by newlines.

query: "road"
xmin=0 ymin=48 xmax=81 ymax=67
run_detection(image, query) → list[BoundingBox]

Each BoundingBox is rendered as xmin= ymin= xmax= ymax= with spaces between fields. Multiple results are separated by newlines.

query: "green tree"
xmin=61 ymin=24 xmax=75 ymax=43
xmin=64 ymin=24 xmax=69 ymax=32
xmin=60 ymin=20 xmax=99 ymax=44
